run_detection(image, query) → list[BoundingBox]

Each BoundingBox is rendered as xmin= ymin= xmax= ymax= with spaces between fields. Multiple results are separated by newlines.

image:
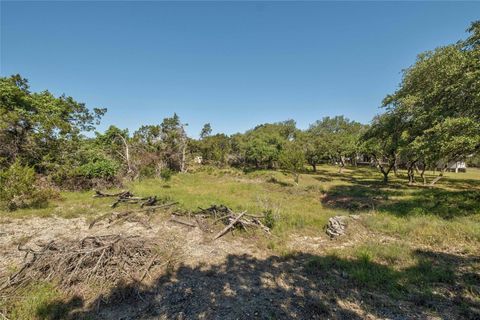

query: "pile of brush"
xmin=93 ymin=190 xmax=162 ymax=208
xmin=92 ymin=191 xmax=272 ymax=239
xmin=0 ymin=235 xmax=168 ymax=293
xmin=90 ymin=190 xmax=178 ymax=229
xmin=171 ymin=204 xmax=271 ymax=240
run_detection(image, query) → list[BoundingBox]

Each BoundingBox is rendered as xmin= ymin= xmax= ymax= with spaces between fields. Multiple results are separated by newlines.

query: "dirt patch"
xmin=1 ymin=214 xmax=477 ymax=319
xmin=0 ymin=214 xmax=261 ymax=277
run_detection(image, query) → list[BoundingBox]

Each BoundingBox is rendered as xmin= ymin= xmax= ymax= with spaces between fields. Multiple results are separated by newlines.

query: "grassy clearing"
xmin=2 ymin=165 xmax=479 ymax=253
xmin=1 ymin=165 xmax=479 ymax=319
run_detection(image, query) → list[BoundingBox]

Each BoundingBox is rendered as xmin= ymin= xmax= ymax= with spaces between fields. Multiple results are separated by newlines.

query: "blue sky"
xmin=1 ymin=1 xmax=479 ymax=137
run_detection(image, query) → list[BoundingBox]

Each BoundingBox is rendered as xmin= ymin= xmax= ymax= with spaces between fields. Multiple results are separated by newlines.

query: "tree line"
xmin=1 ymin=21 xmax=479 ymax=209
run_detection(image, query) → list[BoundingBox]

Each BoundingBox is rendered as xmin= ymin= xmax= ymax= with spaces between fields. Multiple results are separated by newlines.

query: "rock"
xmin=326 ymin=216 xmax=348 ymax=238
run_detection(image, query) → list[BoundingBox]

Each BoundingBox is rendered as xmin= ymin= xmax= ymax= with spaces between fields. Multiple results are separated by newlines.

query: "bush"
xmin=49 ymin=159 xmax=121 ymax=191
xmin=77 ymin=159 xmax=119 ymax=179
xmin=159 ymin=168 xmax=174 ymax=182
xmin=263 ymin=209 xmax=276 ymax=229
xmin=139 ymin=165 xmax=156 ymax=179
xmin=0 ymin=161 xmax=53 ymax=210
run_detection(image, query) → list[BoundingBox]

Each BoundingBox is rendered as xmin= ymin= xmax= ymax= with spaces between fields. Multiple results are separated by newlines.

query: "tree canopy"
xmin=1 ymin=20 xmax=479 ymax=198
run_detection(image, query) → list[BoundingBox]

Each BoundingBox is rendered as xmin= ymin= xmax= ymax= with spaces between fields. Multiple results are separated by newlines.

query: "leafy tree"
xmin=95 ymin=126 xmax=132 ymax=175
xmin=200 ymin=123 xmax=212 ymax=139
xmin=133 ymin=125 xmax=162 ymax=150
xmin=374 ymin=21 xmax=480 ymax=184
xmin=160 ymin=113 xmax=188 ymax=172
xmin=198 ymin=134 xmax=231 ymax=166
xmin=411 ymin=117 xmax=480 ymax=185
xmin=242 ymin=120 xmax=297 ymax=169
xmin=362 ymin=111 xmax=407 ymax=183
xmin=308 ymin=116 xmax=363 ymax=173
xmin=0 ymin=75 xmax=106 ymax=172
xmin=279 ymin=142 xmax=305 ymax=184
xmin=296 ymin=131 xmax=325 ymax=172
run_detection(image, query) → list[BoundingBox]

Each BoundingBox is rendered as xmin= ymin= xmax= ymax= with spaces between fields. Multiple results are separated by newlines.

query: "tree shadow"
xmin=378 ymin=188 xmax=480 ymax=219
xmin=319 ymin=168 xmax=480 ymax=218
xmin=266 ymin=176 xmax=294 ymax=187
xmin=38 ymin=250 xmax=479 ymax=319
xmin=440 ymin=177 xmax=480 ymax=190
xmin=321 ymin=183 xmax=405 ymax=212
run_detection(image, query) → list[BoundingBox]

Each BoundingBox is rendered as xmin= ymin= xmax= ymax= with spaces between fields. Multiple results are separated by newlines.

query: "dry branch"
xmin=174 ymin=204 xmax=272 ymax=238
xmin=169 ymin=217 xmax=197 ymax=228
xmin=88 ymin=202 xmax=178 ymax=229
xmin=93 ymin=190 xmax=133 ymax=198
xmin=213 ymin=211 xmax=246 ymax=240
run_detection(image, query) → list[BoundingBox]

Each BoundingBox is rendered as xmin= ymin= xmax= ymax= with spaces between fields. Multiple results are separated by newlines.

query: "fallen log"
xmin=213 ymin=211 xmax=246 ymax=240
xmin=141 ymin=196 xmax=158 ymax=207
xmin=88 ymin=202 xmax=179 ymax=229
xmin=169 ymin=217 xmax=197 ymax=228
xmin=93 ymin=190 xmax=133 ymax=198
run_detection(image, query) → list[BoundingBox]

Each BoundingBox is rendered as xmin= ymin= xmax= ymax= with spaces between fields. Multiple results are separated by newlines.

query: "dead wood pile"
xmin=0 ymin=235 xmax=167 ymax=293
xmin=171 ymin=204 xmax=271 ymax=240
xmin=92 ymin=191 xmax=271 ymax=239
xmin=94 ymin=190 xmax=162 ymax=208
xmin=90 ymin=190 xmax=178 ymax=229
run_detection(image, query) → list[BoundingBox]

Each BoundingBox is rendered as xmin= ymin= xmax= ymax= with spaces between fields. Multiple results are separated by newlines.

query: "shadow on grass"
xmin=379 ymin=188 xmax=480 ymax=219
xmin=37 ymin=250 xmax=479 ymax=320
xmin=323 ymin=183 xmax=480 ymax=218
xmin=440 ymin=177 xmax=480 ymax=190
xmin=317 ymin=166 xmax=480 ymax=219
xmin=265 ymin=175 xmax=294 ymax=187
xmin=321 ymin=182 xmax=406 ymax=212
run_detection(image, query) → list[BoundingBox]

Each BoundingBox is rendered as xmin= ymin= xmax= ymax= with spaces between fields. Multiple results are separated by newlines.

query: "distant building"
xmin=437 ymin=160 xmax=467 ymax=173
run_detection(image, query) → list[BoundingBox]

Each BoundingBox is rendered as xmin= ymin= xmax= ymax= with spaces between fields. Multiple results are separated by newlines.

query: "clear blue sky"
xmin=1 ymin=1 xmax=479 ymax=137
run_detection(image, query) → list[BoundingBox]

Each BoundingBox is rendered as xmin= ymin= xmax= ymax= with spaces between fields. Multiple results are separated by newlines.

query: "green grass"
xmin=304 ymin=240 xmax=477 ymax=305
xmin=130 ymin=170 xmax=338 ymax=234
xmin=3 ymin=282 xmax=73 ymax=320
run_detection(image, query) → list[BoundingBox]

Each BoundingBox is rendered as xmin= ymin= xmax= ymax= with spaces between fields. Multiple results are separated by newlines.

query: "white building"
xmin=437 ymin=160 xmax=467 ymax=173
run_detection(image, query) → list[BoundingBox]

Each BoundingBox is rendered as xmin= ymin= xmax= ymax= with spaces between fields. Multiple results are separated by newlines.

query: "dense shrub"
xmin=0 ymin=161 xmax=54 ymax=210
xmin=48 ymin=158 xmax=121 ymax=191
xmin=159 ymin=168 xmax=174 ymax=181
xmin=77 ymin=159 xmax=119 ymax=179
xmin=138 ymin=165 xmax=156 ymax=179
xmin=263 ymin=209 xmax=276 ymax=229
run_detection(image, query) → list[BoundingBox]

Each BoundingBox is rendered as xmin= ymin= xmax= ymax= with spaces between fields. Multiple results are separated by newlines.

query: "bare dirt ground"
xmin=0 ymin=214 xmax=477 ymax=320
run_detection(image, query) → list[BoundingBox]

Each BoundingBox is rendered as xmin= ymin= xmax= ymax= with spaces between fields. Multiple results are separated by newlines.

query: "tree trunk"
xmin=338 ymin=156 xmax=345 ymax=173
xmin=372 ymin=154 xmax=394 ymax=183
xmin=407 ymin=160 xmax=417 ymax=185
xmin=294 ymin=172 xmax=299 ymax=185
xmin=414 ymin=164 xmax=420 ymax=174
xmin=382 ymin=171 xmax=389 ymax=183
xmin=311 ymin=163 xmax=317 ymax=172
xmin=420 ymin=163 xmax=427 ymax=185
xmin=117 ymin=134 xmax=132 ymax=174
xmin=430 ymin=167 xmax=446 ymax=186
xmin=180 ymin=140 xmax=186 ymax=173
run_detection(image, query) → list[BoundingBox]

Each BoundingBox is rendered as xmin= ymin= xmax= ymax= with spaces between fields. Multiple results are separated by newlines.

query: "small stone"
xmin=325 ymin=216 xmax=348 ymax=238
